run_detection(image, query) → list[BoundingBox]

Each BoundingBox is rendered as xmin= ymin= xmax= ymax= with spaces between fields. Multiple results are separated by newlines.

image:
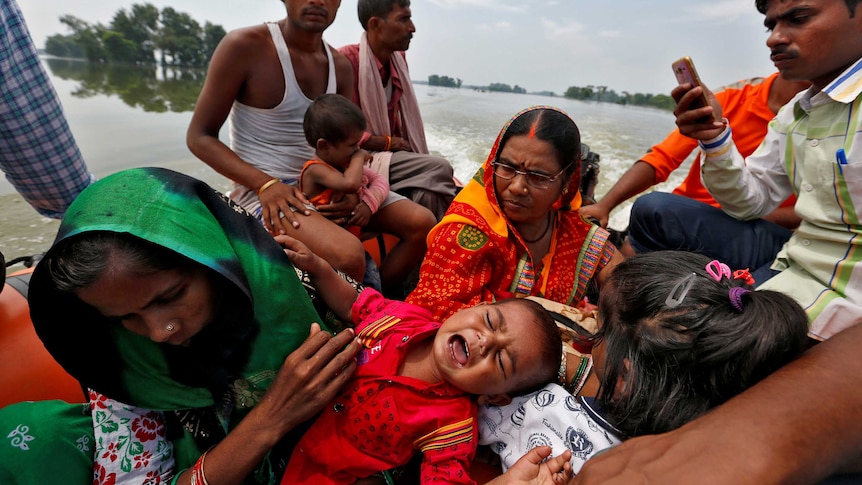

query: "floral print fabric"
xmin=90 ymin=390 xmax=174 ymax=485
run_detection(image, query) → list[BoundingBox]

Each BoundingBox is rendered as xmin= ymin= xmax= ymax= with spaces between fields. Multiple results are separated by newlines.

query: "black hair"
xmin=494 ymin=298 xmax=562 ymax=394
xmin=303 ymin=93 xmax=367 ymax=147
xmin=596 ymin=250 xmax=809 ymax=438
xmin=44 ymin=231 xmax=190 ymax=293
xmin=358 ymin=0 xmax=411 ymax=30
xmin=756 ymin=0 xmax=860 ymax=15
xmin=497 ymin=108 xmax=581 ymax=185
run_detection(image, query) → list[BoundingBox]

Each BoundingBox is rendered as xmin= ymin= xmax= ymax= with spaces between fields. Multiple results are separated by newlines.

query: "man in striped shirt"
xmin=571 ymin=1 xmax=862 ymax=484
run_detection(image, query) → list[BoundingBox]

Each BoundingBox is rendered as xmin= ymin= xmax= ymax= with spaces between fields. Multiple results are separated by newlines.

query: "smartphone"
xmin=672 ymin=56 xmax=716 ymax=123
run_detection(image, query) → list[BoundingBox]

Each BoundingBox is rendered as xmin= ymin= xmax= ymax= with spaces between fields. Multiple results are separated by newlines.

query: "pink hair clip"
xmin=733 ymin=268 xmax=756 ymax=286
xmin=705 ymin=260 xmax=731 ymax=282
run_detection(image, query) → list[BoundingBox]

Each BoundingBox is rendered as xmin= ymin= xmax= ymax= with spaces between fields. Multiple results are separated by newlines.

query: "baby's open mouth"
xmin=450 ymin=335 xmax=469 ymax=366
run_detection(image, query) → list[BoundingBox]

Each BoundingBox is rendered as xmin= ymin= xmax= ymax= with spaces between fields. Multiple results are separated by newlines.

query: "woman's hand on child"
xmin=251 ymin=323 xmax=360 ymax=439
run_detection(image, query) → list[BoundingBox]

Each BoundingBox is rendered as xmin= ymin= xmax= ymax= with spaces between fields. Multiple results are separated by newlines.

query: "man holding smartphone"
xmin=580 ymin=73 xmax=807 ymax=285
xmin=573 ymin=0 xmax=862 ymax=483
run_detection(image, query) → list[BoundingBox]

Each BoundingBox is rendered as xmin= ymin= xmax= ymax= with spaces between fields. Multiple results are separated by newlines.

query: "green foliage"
xmin=59 ymin=15 xmax=106 ymax=62
xmin=158 ymin=7 xmax=204 ymax=65
xmin=202 ymin=23 xmax=227 ymax=63
xmin=486 ymin=83 xmax=526 ymax=93
xmin=428 ymin=74 xmax=462 ymax=88
xmin=103 ymin=30 xmax=138 ymax=63
xmin=45 ymin=3 xmax=225 ymax=67
xmin=44 ymin=34 xmax=84 ymax=58
xmin=563 ymin=84 xmax=676 ymax=111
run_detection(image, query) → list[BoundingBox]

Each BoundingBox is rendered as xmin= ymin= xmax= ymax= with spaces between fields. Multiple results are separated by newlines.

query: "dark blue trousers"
xmin=626 ymin=192 xmax=792 ymax=287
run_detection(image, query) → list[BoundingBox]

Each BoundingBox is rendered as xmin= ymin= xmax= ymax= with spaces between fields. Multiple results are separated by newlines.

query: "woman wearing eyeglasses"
xmin=406 ymin=105 xmax=622 ymax=330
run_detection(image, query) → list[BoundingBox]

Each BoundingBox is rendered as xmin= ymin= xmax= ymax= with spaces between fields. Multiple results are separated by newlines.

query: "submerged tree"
xmin=56 ymin=15 xmax=105 ymax=62
xmin=563 ymin=84 xmax=676 ymax=111
xmin=428 ymin=75 xmax=462 ymax=88
xmin=44 ymin=3 xmax=224 ymax=67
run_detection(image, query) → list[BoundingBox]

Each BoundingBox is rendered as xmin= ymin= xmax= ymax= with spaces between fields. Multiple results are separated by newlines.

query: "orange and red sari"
xmin=406 ymin=107 xmax=615 ymax=321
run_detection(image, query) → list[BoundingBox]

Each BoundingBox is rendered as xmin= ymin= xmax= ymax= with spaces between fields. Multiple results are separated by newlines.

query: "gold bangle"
xmin=257 ymin=178 xmax=279 ymax=196
xmin=383 ymin=135 xmax=391 ymax=151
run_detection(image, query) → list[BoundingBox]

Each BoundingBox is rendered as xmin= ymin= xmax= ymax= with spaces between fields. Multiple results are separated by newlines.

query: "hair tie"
xmin=728 ymin=287 xmax=751 ymax=313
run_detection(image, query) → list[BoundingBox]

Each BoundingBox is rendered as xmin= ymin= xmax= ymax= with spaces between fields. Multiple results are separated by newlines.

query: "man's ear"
xmin=478 ymin=394 xmax=512 ymax=407
xmin=367 ymin=16 xmax=382 ymax=32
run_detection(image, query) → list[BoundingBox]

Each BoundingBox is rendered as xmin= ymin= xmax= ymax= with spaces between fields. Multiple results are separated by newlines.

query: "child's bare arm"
xmin=308 ymin=150 xmax=368 ymax=194
xmin=276 ymin=235 xmax=359 ymax=322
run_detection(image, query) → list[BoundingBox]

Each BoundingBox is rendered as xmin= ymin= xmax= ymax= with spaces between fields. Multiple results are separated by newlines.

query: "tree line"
xmin=428 ymin=74 xmax=674 ymax=111
xmin=564 ymin=85 xmax=676 ymax=110
xmin=44 ymin=3 xmax=225 ymax=67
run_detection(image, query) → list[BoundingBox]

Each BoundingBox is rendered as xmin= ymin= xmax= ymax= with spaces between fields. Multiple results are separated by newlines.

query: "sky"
xmin=21 ymin=0 xmax=779 ymax=96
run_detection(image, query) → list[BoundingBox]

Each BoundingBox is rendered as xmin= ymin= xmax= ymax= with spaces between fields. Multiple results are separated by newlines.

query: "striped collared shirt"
xmin=700 ymin=57 xmax=862 ymax=340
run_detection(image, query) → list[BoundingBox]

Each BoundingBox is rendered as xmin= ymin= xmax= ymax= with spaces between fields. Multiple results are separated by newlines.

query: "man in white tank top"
xmin=187 ymin=0 xmax=366 ymax=280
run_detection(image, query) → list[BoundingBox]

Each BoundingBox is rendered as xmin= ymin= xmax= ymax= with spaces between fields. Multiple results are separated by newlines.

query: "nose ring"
xmin=165 ymin=323 xmax=176 ymax=332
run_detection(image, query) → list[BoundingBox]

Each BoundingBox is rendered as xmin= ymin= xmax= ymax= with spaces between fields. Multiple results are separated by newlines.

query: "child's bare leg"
xmin=367 ymin=200 xmax=436 ymax=297
xmin=282 ymin=210 xmax=366 ymax=281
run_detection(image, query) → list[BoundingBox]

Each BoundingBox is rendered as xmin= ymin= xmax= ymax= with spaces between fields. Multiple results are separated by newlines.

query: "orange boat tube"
xmin=0 ymin=269 xmax=85 ymax=407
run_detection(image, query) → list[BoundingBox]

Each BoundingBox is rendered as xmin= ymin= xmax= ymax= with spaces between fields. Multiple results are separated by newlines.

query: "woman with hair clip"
xmin=478 ymin=250 xmax=811 ymax=476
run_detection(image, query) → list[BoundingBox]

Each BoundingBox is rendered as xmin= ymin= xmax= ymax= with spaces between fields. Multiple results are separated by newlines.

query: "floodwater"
xmin=1 ymin=58 xmax=685 ymax=273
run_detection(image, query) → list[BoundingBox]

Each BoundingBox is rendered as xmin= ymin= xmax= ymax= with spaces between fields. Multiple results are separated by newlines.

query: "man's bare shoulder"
xmin=217 ymin=23 xmax=274 ymax=57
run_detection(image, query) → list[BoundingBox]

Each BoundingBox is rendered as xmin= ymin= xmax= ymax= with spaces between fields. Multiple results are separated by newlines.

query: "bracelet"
xmin=556 ymin=352 xmax=567 ymax=385
xmin=190 ymin=447 xmax=213 ymax=485
xmin=383 ymin=135 xmax=391 ymax=151
xmin=257 ymin=178 xmax=280 ymax=196
xmin=565 ymin=355 xmax=593 ymax=396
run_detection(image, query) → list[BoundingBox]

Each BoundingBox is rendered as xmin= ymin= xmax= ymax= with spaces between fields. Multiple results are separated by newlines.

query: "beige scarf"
xmin=358 ymin=32 xmax=428 ymax=178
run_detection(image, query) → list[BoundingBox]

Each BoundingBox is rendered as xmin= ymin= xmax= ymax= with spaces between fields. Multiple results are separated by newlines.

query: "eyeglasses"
xmin=490 ymin=161 xmax=572 ymax=189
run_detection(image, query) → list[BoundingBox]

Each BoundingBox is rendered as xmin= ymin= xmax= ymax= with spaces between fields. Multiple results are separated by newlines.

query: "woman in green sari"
xmin=0 ymin=167 xmax=361 ymax=484
xmin=0 ymin=167 xmax=575 ymax=484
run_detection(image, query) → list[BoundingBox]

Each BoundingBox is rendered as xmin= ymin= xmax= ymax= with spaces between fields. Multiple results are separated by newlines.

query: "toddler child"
xmin=278 ymin=235 xmax=563 ymax=485
xmin=301 ymin=94 xmax=436 ymax=297
xmin=479 ymin=250 xmax=810 ymax=475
